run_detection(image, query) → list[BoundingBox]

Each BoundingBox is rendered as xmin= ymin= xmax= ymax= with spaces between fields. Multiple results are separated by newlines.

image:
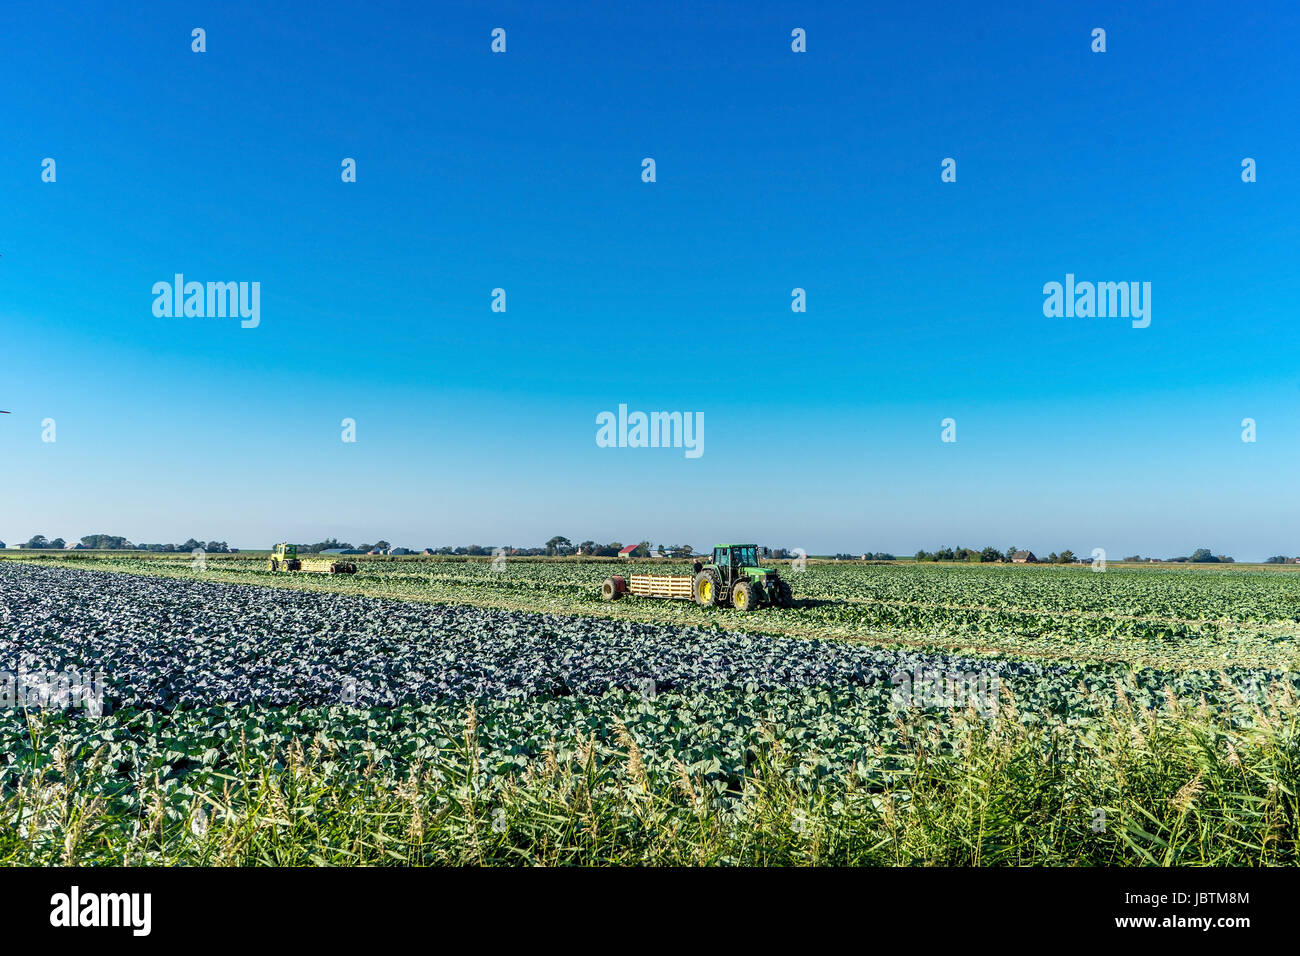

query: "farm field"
xmin=1 ymin=554 xmax=1298 ymax=865
xmin=8 ymin=550 xmax=1300 ymax=670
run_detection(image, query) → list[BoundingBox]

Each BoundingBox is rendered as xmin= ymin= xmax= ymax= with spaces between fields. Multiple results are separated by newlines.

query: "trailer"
xmin=603 ymin=573 xmax=694 ymax=601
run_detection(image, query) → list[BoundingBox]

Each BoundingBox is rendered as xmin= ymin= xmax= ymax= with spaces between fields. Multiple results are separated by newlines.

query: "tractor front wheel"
xmin=777 ymin=579 xmax=793 ymax=607
xmin=694 ymin=570 xmax=722 ymax=606
xmin=732 ymin=580 xmax=758 ymax=611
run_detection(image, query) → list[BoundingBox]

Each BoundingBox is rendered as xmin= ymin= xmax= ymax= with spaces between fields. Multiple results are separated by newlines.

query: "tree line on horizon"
xmin=912 ymin=546 xmax=1237 ymax=564
xmin=0 ymin=534 xmax=1250 ymax=564
xmin=9 ymin=534 xmax=232 ymax=552
xmin=287 ymin=537 xmax=666 ymax=556
xmin=915 ymin=546 xmax=1032 ymax=563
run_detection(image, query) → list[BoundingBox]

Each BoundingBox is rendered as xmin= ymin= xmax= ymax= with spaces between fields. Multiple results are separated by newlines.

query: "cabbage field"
xmin=1 ymin=553 xmax=1298 ymax=865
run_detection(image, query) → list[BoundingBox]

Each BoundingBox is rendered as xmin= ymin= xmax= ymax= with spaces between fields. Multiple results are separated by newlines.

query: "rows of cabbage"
xmin=4 ymin=559 xmax=1298 ymax=863
xmin=14 ymin=552 xmax=1300 ymax=670
xmin=4 ymin=663 xmax=1293 ymax=823
xmin=1 ymin=561 xmax=1293 ymax=815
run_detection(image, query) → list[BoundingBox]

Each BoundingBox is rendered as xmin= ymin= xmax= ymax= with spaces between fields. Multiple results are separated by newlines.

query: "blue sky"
xmin=2 ymin=1 xmax=1298 ymax=558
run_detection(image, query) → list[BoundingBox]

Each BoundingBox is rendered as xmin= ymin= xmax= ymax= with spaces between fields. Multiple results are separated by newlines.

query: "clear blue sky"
xmin=2 ymin=1 xmax=1298 ymax=558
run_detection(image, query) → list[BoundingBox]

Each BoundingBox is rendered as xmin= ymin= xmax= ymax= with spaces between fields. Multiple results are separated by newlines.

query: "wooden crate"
xmin=628 ymin=574 xmax=694 ymax=599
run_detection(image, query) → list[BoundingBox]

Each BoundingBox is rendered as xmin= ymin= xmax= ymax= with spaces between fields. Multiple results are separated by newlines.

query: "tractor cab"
xmin=267 ymin=543 xmax=302 ymax=571
xmin=711 ymin=544 xmax=773 ymax=587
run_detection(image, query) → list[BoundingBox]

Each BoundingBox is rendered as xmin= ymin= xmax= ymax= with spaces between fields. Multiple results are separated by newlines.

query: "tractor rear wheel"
xmin=694 ymin=569 xmax=722 ymax=606
xmin=601 ymin=576 xmax=625 ymax=601
xmin=732 ymin=580 xmax=758 ymax=611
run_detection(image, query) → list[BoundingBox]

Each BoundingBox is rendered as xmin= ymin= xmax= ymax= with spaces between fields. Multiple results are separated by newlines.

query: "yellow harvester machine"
xmin=266 ymin=543 xmax=357 ymax=575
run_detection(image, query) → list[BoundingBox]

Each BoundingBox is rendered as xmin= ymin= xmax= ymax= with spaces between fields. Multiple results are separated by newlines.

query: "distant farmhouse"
xmin=1011 ymin=550 xmax=1037 ymax=564
xmin=618 ymin=544 xmax=638 ymax=558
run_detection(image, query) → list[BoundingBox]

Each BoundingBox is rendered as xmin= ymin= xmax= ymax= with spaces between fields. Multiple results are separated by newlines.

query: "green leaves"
xmin=3 ymin=555 xmax=1300 ymax=864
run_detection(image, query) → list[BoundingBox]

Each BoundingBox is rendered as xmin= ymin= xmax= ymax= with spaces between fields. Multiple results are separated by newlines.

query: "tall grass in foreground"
xmin=2 ymin=688 xmax=1296 ymax=866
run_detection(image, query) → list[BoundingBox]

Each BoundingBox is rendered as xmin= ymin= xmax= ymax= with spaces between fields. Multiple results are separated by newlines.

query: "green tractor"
xmin=692 ymin=544 xmax=793 ymax=610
